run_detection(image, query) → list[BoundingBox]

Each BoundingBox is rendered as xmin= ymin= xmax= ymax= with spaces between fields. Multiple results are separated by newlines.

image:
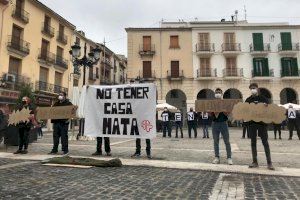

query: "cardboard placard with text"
xmin=195 ymin=99 xmax=241 ymax=113
xmin=36 ymin=106 xmax=77 ymax=120
xmin=232 ymin=102 xmax=286 ymax=124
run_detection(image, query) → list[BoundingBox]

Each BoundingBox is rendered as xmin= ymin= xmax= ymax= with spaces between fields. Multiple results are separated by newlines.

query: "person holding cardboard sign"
xmin=287 ymin=105 xmax=300 ymax=140
xmin=210 ymin=88 xmax=233 ymax=165
xmin=161 ymin=107 xmax=172 ymax=137
xmin=245 ymin=83 xmax=274 ymax=170
xmin=187 ymin=108 xmax=198 ymax=138
xmin=49 ymin=92 xmax=73 ymax=155
xmin=174 ymin=110 xmax=183 ymax=138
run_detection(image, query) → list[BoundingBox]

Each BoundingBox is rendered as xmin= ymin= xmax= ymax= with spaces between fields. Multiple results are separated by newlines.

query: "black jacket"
xmin=51 ymin=99 xmax=73 ymax=124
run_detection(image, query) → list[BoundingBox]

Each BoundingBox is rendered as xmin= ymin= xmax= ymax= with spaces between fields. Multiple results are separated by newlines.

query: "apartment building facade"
xmin=0 ymin=0 xmax=75 ymax=112
xmin=126 ymin=21 xmax=300 ymax=112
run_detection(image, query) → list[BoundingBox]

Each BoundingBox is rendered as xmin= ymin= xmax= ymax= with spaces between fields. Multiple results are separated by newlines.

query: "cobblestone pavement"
xmin=0 ymin=159 xmax=299 ymax=200
xmin=1 ymin=128 xmax=299 ymax=168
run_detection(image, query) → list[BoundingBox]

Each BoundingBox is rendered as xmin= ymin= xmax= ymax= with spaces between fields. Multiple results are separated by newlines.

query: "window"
xmin=59 ymin=24 xmax=64 ymax=35
xmin=15 ymin=0 xmax=24 ymax=14
xmin=170 ymin=61 xmax=179 ymax=78
xmin=252 ymin=33 xmax=264 ymax=51
xmin=11 ymin=24 xmax=23 ymax=47
xmin=143 ymin=36 xmax=151 ymax=51
xmin=224 ymin=33 xmax=235 ymax=50
xmin=226 ymin=57 xmax=237 ymax=76
xmin=199 ymin=33 xmax=210 ymax=50
xmin=170 ymin=35 xmax=179 ymax=48
xmin=281 ymin=57 xmax=298 ymax=76
xmin=200 ymin=58 xmax=211 ymax=76
xmin=8 ymin=57 xmax=21 ymax=74
xmin=41 ymin=39 xmax=49 ymax=59
xmin=76 ymin=37 xmax=80 ymax=45
xmin=39 ymin=67 xmax=49 ymax=83
xmin=96 ymin=68 xmax=99 ymax=78
xmin=44 ymin=15 xmax=51 ymax=29
xmin=253 ymin=58 xmax=269 ymax=76
xmin=54 ymin=72 xmax=63 ymax=86
xmin=280 ymin=32 xmax=292 ymax=50
xmin=56 ymin=46 xmax=63 ymax=58
xmin=73 ymin=79 xmax=79 ymax=87
xmin=143 ymin=61 xmax=152 ymax=78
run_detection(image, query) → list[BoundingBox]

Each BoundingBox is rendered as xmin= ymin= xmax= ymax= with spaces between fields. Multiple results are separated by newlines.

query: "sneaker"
xmin=227 ymin=158 xmax=233 ymax=165
xmin=13 ymin=150 xmax=22 ymax=154
xmin=267 ymin=163 xmax=275 ymax=170
xmin=147 ymin=155 xmax=152 ymax=159
xmin=21 ymin=150 xmax=28 ymax=154
xmin=92 ymin=151 xmax=102 ymax=156
xmin=48 ymin=151 xmax=58 ymax=155
xmin=212 ymin=157 xmax=220 ymax=164
xmin=249 ymin=162 xmax=259 ymax=168
xmin=131 ymin=153 xmax=141 ymax=158
xmin=106 ymin=152 xmax=112 ymax=157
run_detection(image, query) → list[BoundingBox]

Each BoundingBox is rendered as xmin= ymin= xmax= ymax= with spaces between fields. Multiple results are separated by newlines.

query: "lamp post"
xmin=69 ymin=42 xmax=101 ymax=139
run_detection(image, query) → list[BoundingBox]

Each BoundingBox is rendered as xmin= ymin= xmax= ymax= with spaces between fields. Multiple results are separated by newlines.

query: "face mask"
xmin=215 ymin=93 xmax=222 ymax=99
xmin=22 ymin=101 xmax=27 ymax=105
xmin=251 ymin=89 xmax=258 ymax=95
xmin=58 ymin=96 xmax=64 ymax=101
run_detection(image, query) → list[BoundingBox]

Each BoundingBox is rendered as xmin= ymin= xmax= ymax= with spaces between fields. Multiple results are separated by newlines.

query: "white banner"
xmin=84 ymin=83 xmax=156 ymax=139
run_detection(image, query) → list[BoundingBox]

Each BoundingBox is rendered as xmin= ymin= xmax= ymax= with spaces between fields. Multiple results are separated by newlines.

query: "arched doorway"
xmin=197 ymin=89 xmax=215 ymax=100
xmin=223 ymin=88 xmax=243 ymax=99
xmin=280 ymin=88 xmax=298 ymax=104
xmin=166 ymin=89 xmax=187 ymax=112
xmin=259 ymin=88 xmax=273 ymax=103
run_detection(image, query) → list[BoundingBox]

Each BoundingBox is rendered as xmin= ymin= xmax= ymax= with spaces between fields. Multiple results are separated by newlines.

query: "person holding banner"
xmin=49 ymin=92 xmax=73 ymax=155
xmin=245 ymin=83 xmax=274 ymax=170
xmin=201 ymin=112 xmax=210 ymax=138
xmin=287 ymin=105 xmax=300 ymax=140
xmin=174 ymin=110 xmax=183 ymax=138
xmin=14 ymin=96 xmax=35 ymax=154
xmin=210 ymin=88 xmax=232 ymax=165
xmin=92 ymin=137 xmax=111 ymax=156
xmin=187 ymin=108 xmax=198 ymax=138
xmin=161 ymin=107 xmax=172 ymax=137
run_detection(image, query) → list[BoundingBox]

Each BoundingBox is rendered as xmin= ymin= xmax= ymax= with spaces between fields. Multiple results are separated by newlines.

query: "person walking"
xmin=287 ymin=105 xmax=300 ymax=140
xmin=174 ymin=110 xmax=183 ymax=138
xmin=161 ymin=107 xmax=171 ymax=137
xmin=48 ymin=92 xmax=73 ymax=155
xmin=92 ymin=137 xmax=111 ymax=156
xmin=201 ymin=112 xmax=209 ymax=138
xmin=187 ymin=108 xmax=198 ymax=138
xmin=14 ymin=96 xmax=35 ymax=154
xmin=246 ymin=83 xmax=274 ymax=170
xmin=211 ymin=88 xmax=232 ymax=165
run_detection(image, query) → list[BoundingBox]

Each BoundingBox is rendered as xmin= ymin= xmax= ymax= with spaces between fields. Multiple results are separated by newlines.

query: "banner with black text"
xmin=84 ymin=83 xmax=156 ymax=138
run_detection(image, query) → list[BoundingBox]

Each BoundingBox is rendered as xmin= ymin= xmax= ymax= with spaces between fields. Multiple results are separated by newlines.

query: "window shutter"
xmin=253 ymin=58 xmax=258 ymax=76
xmin=292 ymin=58 xmax=299 ymax=76
xmin=253 ymin=33 xmax=263 ymax=51
xmin=263 ymin=58 xmax=269 ymax=76
xmin=281 ymin=58 xmax=288 ymax=76
xmin=281 ymin=32 xmax=292 ymax=50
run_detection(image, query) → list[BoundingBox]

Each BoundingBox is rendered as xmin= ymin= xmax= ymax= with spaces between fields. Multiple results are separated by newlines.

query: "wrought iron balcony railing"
xmin=7 ymin=35 xmax=30 ymax=55
xmin=35 ymin=81 xmax=68 ymax=94
xmin=41 ymin=23 xmax=55 ymax=37
xmin=12 ymin=7 xmax=29 ymax=23
xmin=222 ymin=43 xmax=241 ymax=52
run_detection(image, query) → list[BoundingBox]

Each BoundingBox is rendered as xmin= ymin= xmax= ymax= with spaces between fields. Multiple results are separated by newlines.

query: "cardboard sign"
xmin=195 ymin=99 xmax=241 ymax=112
xmin=232 ymin=103 xmax=286 ymax=124
xmin=36 ymin=106 xmax=77 ymax=120
xmin=8 ymin=108 xmax=32 ymax=126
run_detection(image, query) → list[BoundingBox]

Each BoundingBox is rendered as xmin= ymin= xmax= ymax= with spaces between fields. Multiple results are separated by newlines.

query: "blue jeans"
xmin=212 ymin=121 xmax=232 ymax=158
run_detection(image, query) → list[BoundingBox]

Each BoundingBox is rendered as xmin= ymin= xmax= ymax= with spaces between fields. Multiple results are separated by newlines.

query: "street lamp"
xmin=69 ymin=42 xmax=101 ymax=140
xmin=69 ymin=42 xmax=101 ymax=85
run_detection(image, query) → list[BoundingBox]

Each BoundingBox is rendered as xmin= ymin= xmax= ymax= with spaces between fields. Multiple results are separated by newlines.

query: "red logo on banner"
xmin=142 ymin=120 xmax=153 ymax=132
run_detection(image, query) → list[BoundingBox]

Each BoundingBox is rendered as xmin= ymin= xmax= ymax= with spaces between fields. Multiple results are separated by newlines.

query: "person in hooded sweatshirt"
xmin=48 ymin=92 xmax=73 ymax=155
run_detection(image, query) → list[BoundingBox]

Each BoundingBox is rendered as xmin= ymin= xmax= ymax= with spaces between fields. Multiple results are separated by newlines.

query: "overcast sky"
xmin=39 ymin=0 xmax=300 ymax=56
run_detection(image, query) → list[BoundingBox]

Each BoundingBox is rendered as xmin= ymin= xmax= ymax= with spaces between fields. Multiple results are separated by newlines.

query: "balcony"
xmin=139 ymin=44 xmax=155 ymax=56
xmin=252 ymin=69 xmax=274 ymax=81
xmin=100 ymin=75 xmax=112 ymax=85
xmin=222 ymin=68 xmax=243 ymax=80
xmin=278 ymin=43 xmax=299 ymax=55
xmin=41 ymin=23 xmax=55 ymax=38
xmin=55 ymin=56 xmax=68 ymax=70
xmin=195 ymin=43 xmax=215 ymax=57
xmin=140 ymin=70 xmax=156 ymax=81
xmin=167 ymin=70 xmax=184 ymax=81
xmin=7 ymin=35 xmax=30 ymax=57
xmin=56 ymin=32 xmax=68 ymax=45
xmin=102 ymin=58 xmax=112 ymax=69
xmin=35 ymin=81 xmax=68 ymax=94
xmin=281 ymin=69 xmax=300 ymax=80
xmin=12 ymin=7 xmax=29 ymax=24
xmin=195 ymin=68 xmax=217 ymax=81
xmin=250 ymin=43 xmax=271 ymax=56
xmin=38 ymin=49 xmax=55 ymax=65
xmin=0 ymin=73 xmax=31 ymax=91
xmin=222 ymin=43 xmax=241 ymax=56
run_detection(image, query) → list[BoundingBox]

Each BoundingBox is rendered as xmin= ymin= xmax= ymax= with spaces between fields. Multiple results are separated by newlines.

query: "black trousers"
xmin=288 ymin=119 xmax=300 ymax=139
xmin=162 ymin=122 xmax=171 ymax=137
xmin=18 ymin=127 xmax=30 ymax=150
xmin=273 ymin=124 xmax=281 ymax=138
xmin=242 ymin=124 xmax=249 ymax=138
xmin=248 ymin=123 xmax=272 ymax=164
xmin=96 ymin=137 xmax=111 ymax=153
xmin=135 ymin=139 xmax=151 ymax=155
xmin=187 ymin=121 xmax=197 ymax=138
xmin=52 ymin=123 xmax=69 ymax=153
xmin=175 ymin=121 xmax=183 ymax=138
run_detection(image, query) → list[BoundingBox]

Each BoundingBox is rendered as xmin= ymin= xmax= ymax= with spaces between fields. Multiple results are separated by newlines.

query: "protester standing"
xmin=287 ymin=105 xmax=300 ymax=140
xmin=187 ymin=108 xmax=198 ymax=138
xmin=201 ymin=112 xmax=209 ymax=138
xmin=49 ymin=92 xmax=73 ymax=155
xmin=92 ymin=137 xmax=111 ymax=156
xmin=210 ymin=88 xmax=232 ymax=165
xmin=242 ymin=121 xmax=249 ymax=139
xmin=174 ymin=110 xmax=183 ymax=138
xmin=273 ymin=123 xmax=282 ymax=140
xmin=14 ymin=96 xmax=35 ymax=154
xmin=161 ymin=107 xmax=172 ymax=137
xmin=245 ymin=83 xmax=274 ymax=170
